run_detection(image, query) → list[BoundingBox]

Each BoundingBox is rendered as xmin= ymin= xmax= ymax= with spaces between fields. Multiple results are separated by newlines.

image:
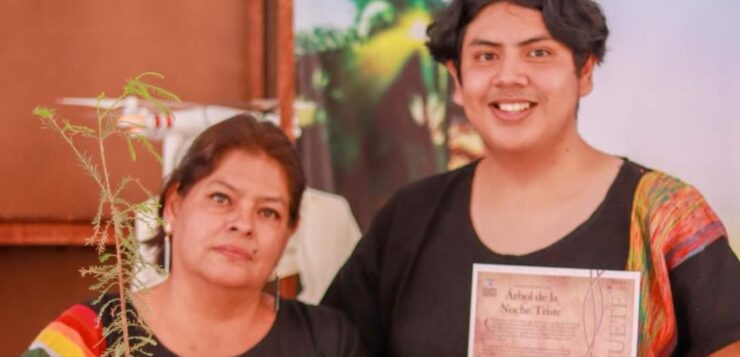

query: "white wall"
xmin=581 ymin=1 xmax=740 ymax=253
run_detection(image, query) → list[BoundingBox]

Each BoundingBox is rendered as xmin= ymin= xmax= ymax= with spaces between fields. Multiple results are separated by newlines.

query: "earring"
xmin=163 ymin=222 xmax=172 ymax=275
xmin=274 ymin=273 xmax=281 ymax=312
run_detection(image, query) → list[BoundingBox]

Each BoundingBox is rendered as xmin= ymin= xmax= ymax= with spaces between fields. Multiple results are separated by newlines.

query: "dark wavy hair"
xmin=426 ymin=0 xmax=608 ymax=79
xmin=146 ymin=114 xmax=306 ymax=266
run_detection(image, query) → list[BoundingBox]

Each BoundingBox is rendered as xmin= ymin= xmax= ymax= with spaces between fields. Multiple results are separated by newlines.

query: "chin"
xmin=478 ymin=125 xmax=541 ymax=153
xmin=486 ymin=138 xmax=538 ymax=155
xmin=202 ymin=269 xmax=265 ymax=290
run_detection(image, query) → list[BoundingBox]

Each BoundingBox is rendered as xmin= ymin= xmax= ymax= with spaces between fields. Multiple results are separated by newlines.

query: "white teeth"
xmin=497 ymin=102 xmax=531 ymax=112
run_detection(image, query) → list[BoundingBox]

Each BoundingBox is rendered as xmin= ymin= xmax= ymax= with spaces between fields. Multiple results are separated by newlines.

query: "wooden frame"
xmin=277 ymin=0 xmax=295 ymax=141
xmin=0 ymin=0 xmax=294 ymax=246
xmin=0 ymin=222 xmax=103 ymax=245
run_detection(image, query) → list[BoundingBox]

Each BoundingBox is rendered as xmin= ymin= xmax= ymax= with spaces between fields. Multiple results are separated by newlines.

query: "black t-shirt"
xmin=93 ymin=296 xmax=366 ymax=357
xmin=388 ymin=160 xmax=740 ymax=356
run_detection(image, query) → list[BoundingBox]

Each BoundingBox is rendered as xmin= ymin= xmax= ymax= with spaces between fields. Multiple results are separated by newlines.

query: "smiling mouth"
xmin=492 ymin=101 xmax=536 ymax=113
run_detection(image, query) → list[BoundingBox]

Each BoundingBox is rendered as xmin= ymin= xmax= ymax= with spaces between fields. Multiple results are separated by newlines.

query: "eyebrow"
xmin=210 ymin=180 xmax=238 ymax=192
xmin=210 ymin=180 xmax=288 ymax=207
xmin=258 ymin=197 xmax=289 ymax=208
xmin=468 ymin=35 xmax=552 ymax=48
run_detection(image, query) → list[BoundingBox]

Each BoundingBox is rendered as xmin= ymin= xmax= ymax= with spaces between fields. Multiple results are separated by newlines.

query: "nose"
xmin=228 ymin=207 xmax=255 ymax=237
xmin=492 ymin=56 xmax=528 ymax=88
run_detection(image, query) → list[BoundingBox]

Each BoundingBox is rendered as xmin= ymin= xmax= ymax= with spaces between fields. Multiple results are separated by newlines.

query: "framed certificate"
xmin=468 ymin=264 xmax=640 ymax=357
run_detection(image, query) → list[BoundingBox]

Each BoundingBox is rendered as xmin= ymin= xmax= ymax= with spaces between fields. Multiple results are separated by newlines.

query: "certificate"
xmin=468 ymin=264 xmax=640 ymax=357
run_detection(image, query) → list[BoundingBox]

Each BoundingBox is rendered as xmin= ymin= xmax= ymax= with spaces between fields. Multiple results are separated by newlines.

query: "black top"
xmin=92 ymin=295 xmax=366 ymax=357
xmin=391 ymin=160 xmax=635 ymax=356
xmin=323 ymin=159 xmax=740 ymax=357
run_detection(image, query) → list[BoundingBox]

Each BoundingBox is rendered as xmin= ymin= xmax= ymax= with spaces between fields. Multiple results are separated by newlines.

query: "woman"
xmin=25 ymin=114 xmax=366 ymax=356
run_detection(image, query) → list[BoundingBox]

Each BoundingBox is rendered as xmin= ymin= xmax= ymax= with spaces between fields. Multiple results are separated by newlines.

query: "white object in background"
xmin=275 ymin=188 xmax=362 ymax=304
xmin=133 ymin=200 xmax=166 ymax=290
xmin=58 ymin=96 xmax=285 ymax=178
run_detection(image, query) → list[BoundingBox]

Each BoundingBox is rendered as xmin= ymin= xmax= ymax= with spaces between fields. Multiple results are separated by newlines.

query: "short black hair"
xmin=426 ymin=0 xmax=608 ymax=78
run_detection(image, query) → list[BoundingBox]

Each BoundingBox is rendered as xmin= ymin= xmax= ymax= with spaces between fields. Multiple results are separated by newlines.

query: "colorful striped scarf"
xmin=24 ymin=303 xmax=104 ymax=357
xmin=627 ymin=170 xmax=727 ymax=356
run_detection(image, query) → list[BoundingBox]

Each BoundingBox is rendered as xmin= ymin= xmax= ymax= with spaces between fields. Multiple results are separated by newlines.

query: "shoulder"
xmin=629 ymin=161 xmax=727 ymax=268
xmin=354 ymin=161 xmax=476 ymax=236
xmin=632 ymin=163 xmax=689 ymax=199
xmin=384 ymin=161 xmax=476 ymax=215
xmin=280 ymin=300 xmax=359 ymax=334
xmin=25 ymin=301 xmax=106 ymax=357
xmin=360 ymin=161 xmax=476 ymax=249
xmin=626 ymin=159 xmax=712 ymax=214
xmin=632 ymin=162 xmax=716 ymax=218
xmin=397 ymin=161 xmax=476 ymax=197
xmin=278 ymin=300 xmax=366 ymax=356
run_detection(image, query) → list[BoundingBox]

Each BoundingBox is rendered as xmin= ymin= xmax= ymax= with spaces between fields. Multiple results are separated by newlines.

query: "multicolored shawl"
xmin=24 ymin=303 xmax=105 ymax=357
xmin=627 ymin=170 xmax=727 ymax=356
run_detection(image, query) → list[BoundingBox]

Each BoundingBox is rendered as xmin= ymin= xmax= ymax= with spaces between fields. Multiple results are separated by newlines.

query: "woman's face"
xmin=164 ymin=149 xmax=295 ymax=289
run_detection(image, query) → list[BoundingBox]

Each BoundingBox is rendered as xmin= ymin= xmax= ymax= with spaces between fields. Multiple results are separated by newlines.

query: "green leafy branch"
xmin=33 ymin=73 xmax=179 ymax=357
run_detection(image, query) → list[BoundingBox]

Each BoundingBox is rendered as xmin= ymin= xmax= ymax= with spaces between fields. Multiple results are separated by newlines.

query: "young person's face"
xmin=449 ymin=2 xmax=595 ymax=155
xmin=164 ymin=149 xmax=295 ymax=289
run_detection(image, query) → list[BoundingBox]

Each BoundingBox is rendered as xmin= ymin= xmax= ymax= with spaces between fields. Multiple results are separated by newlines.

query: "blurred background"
xmin=294 ymin=0 xmax=740 ymax=248
xmin=0 ymin=1 xmax=288 ymax=354
xmin=1 ymin=0 xmax=737 ymax=354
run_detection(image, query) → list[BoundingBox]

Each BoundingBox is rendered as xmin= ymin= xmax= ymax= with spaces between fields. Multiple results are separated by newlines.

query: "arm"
xmin=630 ymin=171 xmax=740 ymax=355
xmin=710 ymin=342 xmax=740 ymax=357
xmin=322 ymin=196 xmax=398 ymax=357
xmin=669 ymin=237 xmax=740 ymax=356
xmin=329 ymin=307 xmax=370 ymax=357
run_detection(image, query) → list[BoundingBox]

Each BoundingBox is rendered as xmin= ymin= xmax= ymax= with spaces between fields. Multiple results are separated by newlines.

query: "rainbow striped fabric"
xmin=24 ymin=303 xmax=105 ymax=357
xmin=627 ymin=170 xmax=727 ymax=356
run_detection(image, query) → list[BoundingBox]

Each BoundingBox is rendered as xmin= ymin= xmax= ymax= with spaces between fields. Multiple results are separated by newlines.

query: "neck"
xmin=479 ymin=130 xmax=601 ymax=189
xmin=153 ymin=273 xmax=269 ymax=325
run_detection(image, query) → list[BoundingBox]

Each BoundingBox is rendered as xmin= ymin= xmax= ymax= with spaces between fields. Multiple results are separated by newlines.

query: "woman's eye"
xmin=209 ymin=192 xmax=230 ymax=205
xmin=259 ymin=208 xmax=281 ymax=220
xmin=528 ymin=48 xmax=551 ymax=58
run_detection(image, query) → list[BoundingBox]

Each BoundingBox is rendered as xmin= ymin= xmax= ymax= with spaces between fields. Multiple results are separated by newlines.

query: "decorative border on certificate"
xmin=468 ymin=264 xmax=640 ymax=357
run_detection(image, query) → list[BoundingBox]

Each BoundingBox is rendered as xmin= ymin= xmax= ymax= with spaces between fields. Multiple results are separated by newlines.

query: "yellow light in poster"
xmin=354 ymin=10 xmax=432 ymax=98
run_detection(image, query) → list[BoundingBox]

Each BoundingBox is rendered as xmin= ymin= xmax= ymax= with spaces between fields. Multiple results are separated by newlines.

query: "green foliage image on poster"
xmin=296 ymin=0 xmax=483 ymax=226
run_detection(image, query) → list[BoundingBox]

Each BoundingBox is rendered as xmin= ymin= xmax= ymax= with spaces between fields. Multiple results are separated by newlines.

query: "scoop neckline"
xmin=463 ymin=157 xmax=629 ymax=260
xmin=145 ymin=297 xmax=285 ymax=356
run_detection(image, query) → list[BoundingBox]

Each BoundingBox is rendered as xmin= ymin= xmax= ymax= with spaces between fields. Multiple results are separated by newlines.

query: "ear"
xmin=578 ymin=55 xmax=596 ymax=97
xmin=162 ymin=184 xmax=182 ymax=226
xmin=446 ymin=61 xmax=464 ymax=106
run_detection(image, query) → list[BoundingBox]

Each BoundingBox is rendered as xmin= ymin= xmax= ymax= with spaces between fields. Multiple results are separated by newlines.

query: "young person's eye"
xmin=528 ymin=48 xmax=552 ymax=58
xmin=475 ymin=52 xmax=498 ymax=62
xmin=209 ymin=192 xmax=231 ymax=205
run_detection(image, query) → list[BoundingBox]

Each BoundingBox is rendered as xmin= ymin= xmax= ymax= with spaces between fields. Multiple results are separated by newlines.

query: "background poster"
xmin=295 ymin=0 xmax=739 ymax=254
xmin=294 ymin=0 xmax=479 ymax=228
